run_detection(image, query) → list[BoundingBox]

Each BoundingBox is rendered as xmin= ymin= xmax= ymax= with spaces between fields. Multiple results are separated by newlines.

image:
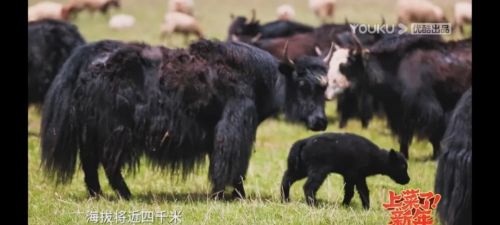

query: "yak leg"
xmin=430 ymin=125 xmax=445 ymax=160
xmin=103 ymin=164 xmax=131 ymax=200
xmin=80 ymin=145 xmax=102 ymax=197
xmin=79 ymin=124 xmax=102 ymax=198
xmin=356 ymin=178 xmax=370 ymax=209
xmin=209 ymin=98 xmax=258 ymax=200
xmin=342 ymin=177 xmax=355 ymax=206
xmin=281 ymin=169 xmax=307 ymax=202
xmin=303 ymin=169 xmax=328 ymax=206
xmin=102 ymin=127 xmax=133 ymax=200
xmin=359 ymin=93 xmax=374 ymax=129
xmin=399 ymin=130 xmax=413 ymax=159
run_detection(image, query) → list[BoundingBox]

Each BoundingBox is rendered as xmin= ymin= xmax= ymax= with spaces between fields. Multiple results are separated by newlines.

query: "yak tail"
xmin=288 ymin=139 xmax=306 ymax=172
xmin=40 ymin=45 xmax=89 ymax=184
xmin=435 ymin=88 xmax=472 ymax=225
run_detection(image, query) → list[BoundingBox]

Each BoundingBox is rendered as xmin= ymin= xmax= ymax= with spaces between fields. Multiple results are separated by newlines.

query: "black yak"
xmin=227 ymin=10 xmax=314 ymax=42
xmin=281 ymin=132 xmax=410 ymax=208
xmin=319 ymin=29 xmax=387 ymax=129
xmin=40 ymin=39 xmax=332 ymax=200
xmin=435 ymin=88 xmax=471 ymax=225
xmin=28 ymin=19 xmax=85 ymax=106
xmin=338 ymin=34 xmax=472 ymax=159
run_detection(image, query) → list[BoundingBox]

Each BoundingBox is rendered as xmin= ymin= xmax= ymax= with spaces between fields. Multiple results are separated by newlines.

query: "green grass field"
xmin=28 ymin=0 xmax=469 ymax=224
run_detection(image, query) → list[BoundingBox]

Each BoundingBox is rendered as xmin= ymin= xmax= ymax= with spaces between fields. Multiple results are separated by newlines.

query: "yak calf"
xmin=281 ymin=133 xmax=410 ymax=209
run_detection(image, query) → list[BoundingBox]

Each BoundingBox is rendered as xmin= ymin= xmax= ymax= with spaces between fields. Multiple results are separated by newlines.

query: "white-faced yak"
xmin=281 ymin=132 xmax=410 ymax=209
xmin=40 ymin=39 xmax=332 ymax=200
xmin=435 ymin=88 xmax=471 ymax=225
xmin=337 ymin=34 xmax=472 ymax=159
xmin=28 ymin=19 xmax=86 ymax=106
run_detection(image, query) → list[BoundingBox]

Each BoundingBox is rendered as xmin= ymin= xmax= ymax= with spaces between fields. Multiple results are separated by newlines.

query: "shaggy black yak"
xmin=40 ymin=39 xmax=333 ymax=200
xmin=435 ymin=88 xmax=472 ymax=225
xmin=28 ymin=19 xmax=85 ymax=105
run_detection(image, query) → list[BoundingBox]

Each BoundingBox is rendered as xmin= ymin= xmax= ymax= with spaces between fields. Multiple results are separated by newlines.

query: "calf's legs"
xmin=303 ymin=170 xmax=328 ymax=206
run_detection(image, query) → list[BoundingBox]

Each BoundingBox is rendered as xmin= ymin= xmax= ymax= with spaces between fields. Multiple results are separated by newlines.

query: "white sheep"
xmin=168 ymin=0 xmax=194 ymax=16
xmin=160 ymin=11 xmax=203 ymax=44
xmin=309 ymin=0 xmax=336 ymax=22
xmin=108 ymin=14 xmax=135 ymax=30
xmin=28 ymin=1 xmax=69 ymax=22
xmin=397 ymin=0 xmax=447 ymax=24
xmin=66 ymin=0 xmax=120 ymax=15
xmin=276 ymin=4 xmax=295 ymax=21
xmin=454 ymin=2 xmax=472 ymax=34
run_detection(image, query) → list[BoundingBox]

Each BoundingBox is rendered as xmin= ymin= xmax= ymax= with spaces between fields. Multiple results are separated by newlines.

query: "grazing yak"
xmin=337 ymin=34 xmax=471 ymax=159
xmin=281 ymin=132 xmax=410 ymax=208
xmin=227 ymin=10 xmax=314 ymax=42
xmin=435 ymin=88 xmax=471 ymax=225
xmin=40 ymin=39 xmax=332 ymax=200
xmin=28 ymin=19 xmax=86 ymax=106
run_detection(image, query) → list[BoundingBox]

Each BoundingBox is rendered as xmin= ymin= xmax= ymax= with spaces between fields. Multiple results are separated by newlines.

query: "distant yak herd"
xmin=29 ymin=4 xmax=471 ymax=223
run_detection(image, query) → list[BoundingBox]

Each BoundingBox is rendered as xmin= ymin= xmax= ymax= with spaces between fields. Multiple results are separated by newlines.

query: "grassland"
xmin=28 ymin=0 xmax=469 ymax=224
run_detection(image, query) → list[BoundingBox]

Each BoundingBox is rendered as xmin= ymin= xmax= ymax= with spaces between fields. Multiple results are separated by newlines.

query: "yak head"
xmin=227 ymin=9 xmax=261 ymax=42
xmin=338 ymin=34 xmax=386 ymax=89
xmin=278 ymin=41 xmax=334 ymax=131
xmin=385 ymin=149 xmax=410 ymax=185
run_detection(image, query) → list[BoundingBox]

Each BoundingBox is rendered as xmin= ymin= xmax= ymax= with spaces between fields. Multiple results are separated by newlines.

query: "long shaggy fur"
xmin=28 ymin=19 xmax=86 ymax=105
xmin=40 ymin=39 xmax=329 ymax=199
xmin=41 ymin=40 xmax=134 ymax=184
xmin=435 ymin=88 xmax=471 ymax=225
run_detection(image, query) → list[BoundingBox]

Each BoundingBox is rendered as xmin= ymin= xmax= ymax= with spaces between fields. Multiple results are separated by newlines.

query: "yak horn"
xmin=351 ymin=33 xmax=364 ymax=50
xmin=250 ymin=9 xmax=256 ymax=22
xmin=251 ymin=33 xmax=262 ymax=43
xmin=315 ymin=46 xmax=322 ymax=56
xmin=316 ymin=76 xmax=328 ymax=87
xmin=282 ymin=41 xmax=294 ymax=65
xmin=323 ymin=42 xmax=336 ymax=64
xmin=231 ymin=34 xmax=240 ymax=42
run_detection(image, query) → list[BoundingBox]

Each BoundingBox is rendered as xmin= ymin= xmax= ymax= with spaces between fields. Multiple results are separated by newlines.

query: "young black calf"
xmin=281 ymin=133 xmax=410 ymax=209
